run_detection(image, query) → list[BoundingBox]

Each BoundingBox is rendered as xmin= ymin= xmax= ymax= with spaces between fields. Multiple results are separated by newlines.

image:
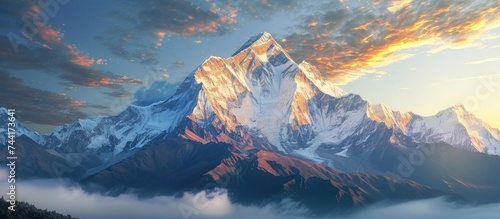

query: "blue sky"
xmin=1 ymin=0 xmax=499 ymax=133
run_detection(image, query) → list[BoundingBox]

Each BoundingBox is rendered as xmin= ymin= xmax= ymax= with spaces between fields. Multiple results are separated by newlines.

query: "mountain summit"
xmin=2 ymin=32 xmax=499 ymax=162
xmin=2 ymin=33 xmax=500 ymax=210
xmin=181 ymin=32 xmax=500 ymax=159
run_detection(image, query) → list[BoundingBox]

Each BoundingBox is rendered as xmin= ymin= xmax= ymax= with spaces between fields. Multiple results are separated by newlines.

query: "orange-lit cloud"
xmin=154 ymin=31 xmax=167 ymax=48
xmin=116 ymin=76 xmax=142 ymax=84
xmin=96 ymin=58 xmax=107 ymax=65
xmin=0 ymin=71 xmax=89 ymax=125
xmin=387 ymin=0 xmax=413 ymax=13
xmin=0 ymin=1 xmax=141 ymax=108
xmin=86 ymin=78 xmax=112 ymax=87
xmin=176 ymin=7 xmax=237 ymax=37
xmin=156 ymin=31 xmax=166 ymax=38
xmin=70 ymin=55 xmax=95 ymax=67
xmin=283 ymin=0 xmax=500 ymax=84
xmin=307 ymin=21 xmax=318 ymax=27
xmin=103 ymin=0 xmax=241 ymax=64
xmin=25 ymin=5 xmax=98 ymax=68
xmin=80 ymin=74 xmax=142 ymax=88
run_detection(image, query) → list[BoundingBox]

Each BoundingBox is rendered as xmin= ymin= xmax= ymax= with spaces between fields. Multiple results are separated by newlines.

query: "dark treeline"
xmin=0 ymin=197 xmax=78 ymax=219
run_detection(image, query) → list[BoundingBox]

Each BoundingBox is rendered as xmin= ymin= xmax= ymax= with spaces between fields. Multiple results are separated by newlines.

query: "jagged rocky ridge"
xmin=1 ymin=33 xmax=500 ymax=209
xmin=2 ymin=32 xmax=499 ymax=163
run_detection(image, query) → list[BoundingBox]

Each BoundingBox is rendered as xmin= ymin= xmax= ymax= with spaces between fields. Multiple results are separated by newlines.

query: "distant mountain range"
xmin=1 ymin=32 xmax=500 ymax=213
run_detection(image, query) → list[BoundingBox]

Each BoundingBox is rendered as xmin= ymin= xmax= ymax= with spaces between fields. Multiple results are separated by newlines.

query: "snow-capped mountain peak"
xmin=0 ymin=107 xmax=44 ymax=144
xmin=1 ymin=33 xmax=499 ymax=164
xmin=366 ymin=102 xmax=500 ymax=156
xmin=232 ymin=32 xmax=277 ymax=56
xmin=190 ymin=32 xmax=300 ymax=147
xmin=298 ymin=61 xmax=348 ymax=98
xmin=441 ymin=104 xmax=500 ymax=154
xmin=367 ymin=103 xmax=413 ymax=133
xmin=437 ymin=104 xmax=468 ymax=117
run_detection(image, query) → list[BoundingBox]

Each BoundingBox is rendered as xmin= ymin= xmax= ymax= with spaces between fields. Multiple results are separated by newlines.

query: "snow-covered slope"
xmin=0 ymin=108 xmax=45 ymax=145
xmin=1 ymin=32 xmax=499 ymax=162
xmin=401 ymin=105 xmax=495 ymax=154
xmin=367 ymin=104 xmax=500 ymax=155
xmin=182 ymin=32 xmax=391 ymax=160
xmin=41 ymin=75 xmax=201 ymax=156
xmin=183 ymin=32 xmax=500 ymax=158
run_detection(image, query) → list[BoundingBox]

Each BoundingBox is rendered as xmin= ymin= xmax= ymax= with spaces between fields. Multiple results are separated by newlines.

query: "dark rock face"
xmin=0 ymin=32 xmax=498 ymax=215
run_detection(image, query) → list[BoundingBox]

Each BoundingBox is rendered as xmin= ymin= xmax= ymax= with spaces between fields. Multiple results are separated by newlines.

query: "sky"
xmin=0 ymin=0 xmax=499 ymax=133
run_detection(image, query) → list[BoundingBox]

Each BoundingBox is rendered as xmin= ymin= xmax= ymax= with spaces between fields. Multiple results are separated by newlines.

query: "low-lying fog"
xmin=1 ymin=169 xmax=499 ymax=219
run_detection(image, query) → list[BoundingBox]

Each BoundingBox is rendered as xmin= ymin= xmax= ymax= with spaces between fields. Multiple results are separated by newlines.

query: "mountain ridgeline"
xmin=1 ymin=32 xmax=500 ymax=213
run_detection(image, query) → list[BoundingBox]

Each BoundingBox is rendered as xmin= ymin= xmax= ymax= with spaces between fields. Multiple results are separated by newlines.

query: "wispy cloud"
xmin=0 ymin=34 xmax=141 ymax=92
xmin=174 ymin=60 xmax=185 ymax=68
xmin=445 ymin=74 xmax=500 ymax=82
xmin=387 ymin=0 xmax=413 ymax=13
xmin=466 ymin=57 xmax=500 ymax=65
xmin=99 ymin=0 xmax=304 ymax=65
xmin=222 ymin=0 xmax=301 ymax=20
xmin=0 ymin=2 xmax=142 ymax=103
xmin=281 ymin=0 xmax=500 ymax=84
xmin=133 ymin=81 xmax=180 ymax=106
xmin=0 ymin=71 xmax=88 ymax=125
xmin=100 ymin=0 xmax=239 ymax=65
xmin=0 ymin=1 xmax=144 ymax=123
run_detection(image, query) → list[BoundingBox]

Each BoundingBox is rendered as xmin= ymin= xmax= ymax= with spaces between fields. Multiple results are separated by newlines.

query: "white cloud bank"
xmin=0 ymin=169 xmax=499 ymax=219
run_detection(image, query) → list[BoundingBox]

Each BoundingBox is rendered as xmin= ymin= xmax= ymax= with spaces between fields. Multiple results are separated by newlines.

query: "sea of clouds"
xmin=1 ymin=168 xmax=499 ymax=219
